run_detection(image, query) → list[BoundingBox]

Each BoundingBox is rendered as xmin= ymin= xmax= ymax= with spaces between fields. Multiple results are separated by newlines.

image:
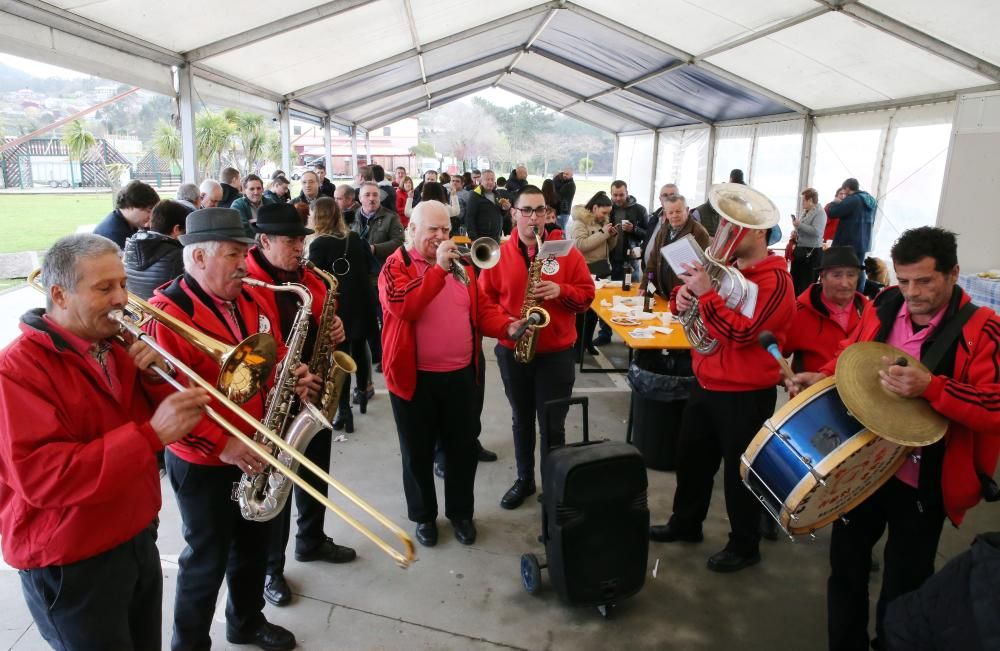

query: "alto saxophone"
xmin=303 ymin=260 xmax=357 ymax=423
xmin=235 ymin=278 xmax=332 ymax=522
xmin=514 ymin=226 xmax=551 ymax=364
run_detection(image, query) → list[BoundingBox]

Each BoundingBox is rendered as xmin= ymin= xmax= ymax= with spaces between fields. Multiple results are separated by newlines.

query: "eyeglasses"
xmin=514 ymin=206 xmax=548 ymax=217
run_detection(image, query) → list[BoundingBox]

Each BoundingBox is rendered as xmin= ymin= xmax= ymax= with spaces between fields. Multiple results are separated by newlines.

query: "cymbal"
xmin=835 ymin=341 xmax=948 ymax=446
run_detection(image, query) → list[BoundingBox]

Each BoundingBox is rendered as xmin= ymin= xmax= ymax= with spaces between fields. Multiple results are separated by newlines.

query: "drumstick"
xmin=759 ymin=331 xmax=795 ymax=380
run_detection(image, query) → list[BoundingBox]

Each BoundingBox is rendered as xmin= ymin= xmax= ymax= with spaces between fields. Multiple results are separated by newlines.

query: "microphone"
xmin=758 ymin=330 xmax=795 ymax=380
xmin=513 ymin=311 xmax=544 ymax=340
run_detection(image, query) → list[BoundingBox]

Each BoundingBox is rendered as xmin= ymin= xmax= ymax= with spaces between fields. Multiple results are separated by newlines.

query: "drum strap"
xmin=921 ymin=301 xmax=980 ymax=373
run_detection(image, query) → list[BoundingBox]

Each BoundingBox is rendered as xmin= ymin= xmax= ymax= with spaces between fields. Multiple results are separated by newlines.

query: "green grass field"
xmin=0 ymin=194 xmax=116 ymax=254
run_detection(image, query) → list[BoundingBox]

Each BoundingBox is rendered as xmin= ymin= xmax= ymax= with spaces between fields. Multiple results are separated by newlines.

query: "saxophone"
xmin=514 ymin=226 xmax=551 ymax=364
xmin=235 ymin=278 xmax=333 ymax=522
xmin=303 ymin=260 xmax=357 ymax=423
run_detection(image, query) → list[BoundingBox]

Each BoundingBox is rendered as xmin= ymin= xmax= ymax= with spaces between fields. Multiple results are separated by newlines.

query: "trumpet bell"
xmin=469 ymin=237 xmax=501 ymax=270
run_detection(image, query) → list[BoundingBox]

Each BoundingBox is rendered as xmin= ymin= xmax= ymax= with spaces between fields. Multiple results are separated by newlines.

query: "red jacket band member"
xmin=0 ymin=234 xmax=207 ymax=650
xmin=243 ymin=202 xmax=354 ymax=609
xmin=147 ymin=208 xmax=303 ymax=651
xmin=651 ymin=220 xmax=795 ymax=573
xmin=783 ymin=246 xmax=868 ymax=373
xmin=380 ymin=200 xmax=525 ymax=548
xmin=788 ymin=227 xmax=1000 ymax=650
xmin=479 ymin=185 xmax=595 ymax=511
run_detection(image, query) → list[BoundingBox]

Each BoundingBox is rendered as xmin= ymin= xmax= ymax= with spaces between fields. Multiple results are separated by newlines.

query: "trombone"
xmin=27 ymin=271 xmax=416 ymax=568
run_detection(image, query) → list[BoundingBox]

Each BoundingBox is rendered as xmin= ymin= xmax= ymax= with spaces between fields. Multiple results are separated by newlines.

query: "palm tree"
xmin=233 ymin=111 xmax=267 ymax=174
xmin=151 ymin=119 xmax=181 ymax=174
xmin=196 ymin=111 xmax=233 ymax=179
xmin=62 ymin=119 xmax=96 ymax=188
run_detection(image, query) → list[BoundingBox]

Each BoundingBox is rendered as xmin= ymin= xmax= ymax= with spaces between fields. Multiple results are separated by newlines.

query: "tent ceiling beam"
xmin=510 ymin=70 xmax=657 ymax=131
xmin=362 ymin=82 xmax=495 ymax=131
xmin=401 ymin=0 xmax=428 ymax=96
xmin=832 ymin=2 xmax=1000 ymax=83
xmin=530 ymin=50 xmax=708 ymax=125
xmin=284 ymin=0 xmax=561 ymax=99
xmin=183 ymin=0 xmax=375 ymax=62
xmin=493 ymin=2 xmax=564 ymax=86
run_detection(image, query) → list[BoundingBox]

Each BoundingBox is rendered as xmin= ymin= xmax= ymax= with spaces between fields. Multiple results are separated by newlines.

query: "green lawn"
xmin=0 ymin=194 xmax=116 ymax=253
xmin=525 ymin=176 xmax=611 ymax=206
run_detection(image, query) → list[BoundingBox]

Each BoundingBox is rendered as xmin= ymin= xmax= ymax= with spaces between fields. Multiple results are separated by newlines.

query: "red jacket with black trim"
xmin=479 ymin=228 xmax=595 ymax=354
xmin=147 ymin=274 xmax=283 ymax=466
xmin=784 ymin=284 xmax=866 ymax=373
xmin=379 ymin=247 xmax=513 ymax=401
xmin=0 ymin=310 xmax=164 ymax=568
xmin=819 ymin=286 xmax=1000 ymax=526
xmin=670 ymin=254 xmax=795 ymax=391
xmin=245 ymin=246 xmax=327 ymax=331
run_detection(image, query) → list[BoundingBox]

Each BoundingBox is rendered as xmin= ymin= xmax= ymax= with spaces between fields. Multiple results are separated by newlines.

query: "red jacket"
xmin=0 ymin=310 xmax=163 ymax=568
xmin=479 ymin=228 xmax=595 ymax=354
xmin=147 ymin=275 xmax=283 ymax=466
xmin=396 ymin=190 xmax=409 ymax=225
xmin=379 ymin=247 xmax=512 ymax=401
xmin=671 ymin=254 xmax=795 ymax=391
xmin=244 ymin=246 xmax=328 ymax=332
xmin=819 ymin=287 xmax=1000 ymax=526
xmin=784 ymin=284 xmax=866 ymax=372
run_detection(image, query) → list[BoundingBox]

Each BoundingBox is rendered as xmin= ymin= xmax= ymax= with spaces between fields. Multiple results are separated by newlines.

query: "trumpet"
xmin=449 ymin=237 xmax=501 ymax=285
xmin=26 ymin=270 xmax=416 ymax=568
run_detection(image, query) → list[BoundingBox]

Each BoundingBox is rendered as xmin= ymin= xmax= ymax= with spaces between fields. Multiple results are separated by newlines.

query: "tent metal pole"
xmin=324 ymin=116 xmax=333 ymax=178
xmin=364 ymin=129 xmax=372 ymax=165
xmin=279 ymin=101 xmax=291 ymax=174
xmin=612 ymin=134 xmax=620 ymax=180
xmin=176 ymin=63 xmax=197 ymax=184
xmin=797 ymin=117 xmax=815 ymax=212
xmin=649 ymin=133 xmax=660 ymax=210
xmin=350 ymin=125 xmax=359 ymax=178
xmin=704 ymin=125 xmax=717 ymax=199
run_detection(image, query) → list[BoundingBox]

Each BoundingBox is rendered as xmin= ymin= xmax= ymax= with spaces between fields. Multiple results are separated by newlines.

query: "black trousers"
xmin=337 ymin=337 xmax=371 ymax=413
xmin=265 ymin=427 xmax=333 ymax=575
xmin=20 ymin=527 xmax=161 ymax=651
xmin=495 ymin=345 xmax=576 ymax=481
xmin=389 ymin=364 xmax=479 ymax=522
xmin=790 ymin=246 xmax=820 ymax=296
xmin=668 ymin=383 xmax=776 ymax=554
xmin=166 ymin=451 xmax=271 ymax=651
xmin=828 ymin=478 xmax=945 ymax=651
xmin=435 ymin=351 xmax=486 ymax=466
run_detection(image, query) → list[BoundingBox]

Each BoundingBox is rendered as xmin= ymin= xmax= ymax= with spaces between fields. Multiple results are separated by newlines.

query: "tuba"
xmin=514 ymin=226 xmax=551 ymax=364
xmin=235 ymin=279 xmax=332 ymax=522
xmin=678 ymin=183 xmax=779 ymax=355
xmin=303 ymin=259 xmax=357 ymax=423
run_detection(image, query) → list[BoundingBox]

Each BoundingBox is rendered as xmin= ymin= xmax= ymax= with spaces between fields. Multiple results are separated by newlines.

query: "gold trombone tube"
xmin=26 ymin=270 xmax=415 ymax=568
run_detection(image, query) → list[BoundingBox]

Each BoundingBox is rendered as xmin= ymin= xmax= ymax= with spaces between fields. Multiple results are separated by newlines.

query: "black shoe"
xmin=332 ymin=409 xmax=354 ymax=433
xmin=649 ymin=522 xmax=704 ymax=543
xmin=415 ymin=521 xmax=438 ymax=547
xmin=434 ymin=463 xmax=445 ymax=479
xmin=262 ymin=573 xmax=291 ymax=607
xmin=760 ymin=513 xmax=780 ymax=541
xmin=374 ymin=362 xmax=382 ymax=374
xmin=227 ymin=619 xmax=296 ymax=651
xmin=707 ymin=547 xmax=760 ymax=573
xmin=294 ymin=537 xmax=357 ymax=564
xmin=586 ymin=345 xmax=600 ymax=355
xmin=592 ymin=333 xmax=612 ymax=347
xmin=477 ymin=445 xmax=498 ymax=462
xmin=500 ymin=479 xmax=536 ymax=510
xmin=451 ymin=519 xmax=477 ymax=545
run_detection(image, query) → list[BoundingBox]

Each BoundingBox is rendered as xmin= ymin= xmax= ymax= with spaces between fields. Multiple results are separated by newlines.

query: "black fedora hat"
xmin=252 ymin=203 xmax=313 ymax=236
xmin=180 ymin=208 xmax=254 ymax=246
xmin=818 ymin=246 xmax=863 ymax=270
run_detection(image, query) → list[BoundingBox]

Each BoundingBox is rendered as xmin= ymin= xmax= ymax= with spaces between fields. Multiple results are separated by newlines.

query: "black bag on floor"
xmin=528 ymin=397 xmax=649 ymax=611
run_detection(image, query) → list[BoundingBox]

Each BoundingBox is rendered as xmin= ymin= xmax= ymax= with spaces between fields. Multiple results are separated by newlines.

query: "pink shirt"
xmin=410 ymin=252 xmax=474 ymax=372
xmin=821 ymin=293 xmax=852 ymax=331
xmin=208 ymin=291 xmax=243 ymax=340
xmin=43 ymin=315 xmax=121 ymax=401
xmin=886 ymin=301 xmax=947 ymax=488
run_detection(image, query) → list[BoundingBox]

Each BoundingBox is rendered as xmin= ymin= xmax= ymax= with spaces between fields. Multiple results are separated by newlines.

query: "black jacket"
xmin=319 ymin=178 xmax=336 ymax=199
xmin=884 ymin=532 xmax=1000 ymax=651
xmin=263 ymin=189 xmax=288 ymax=204
xmin=93 ymin=209 xmax=137 ymax=249
xmin=410 ymin=181 xmax=447 ymax=211
xmin=307 ymin=232 xmax=378 ymax=340
xmin=464 ymin=187 xmax=511 ymax=242
xmin=609 ymin=195 xmax=649 ymax=264
xmin=123 ymin=231 xmax=184 ymax=300
xmin=553 ymin=174 xmax=576 ymax=215
xmin=218 ymin=184 xmax=241 ymax=209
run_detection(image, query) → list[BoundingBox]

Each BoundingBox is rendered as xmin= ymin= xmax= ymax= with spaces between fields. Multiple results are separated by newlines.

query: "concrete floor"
xmin=0 ymin=287 xmax=995 ymax=650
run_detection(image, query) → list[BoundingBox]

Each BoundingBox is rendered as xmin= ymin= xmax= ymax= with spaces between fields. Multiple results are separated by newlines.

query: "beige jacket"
xmin=569 ymin=205 xmax=618 ymax=266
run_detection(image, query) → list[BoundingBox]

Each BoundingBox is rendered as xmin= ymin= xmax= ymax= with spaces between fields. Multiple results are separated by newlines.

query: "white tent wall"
xmin=653 ymin=128 xmax=710 ymax=210
xmin=751 ymin=119 xmax=804 ymax=241
xmin=613 ymin=133 xmax=655 ymax=208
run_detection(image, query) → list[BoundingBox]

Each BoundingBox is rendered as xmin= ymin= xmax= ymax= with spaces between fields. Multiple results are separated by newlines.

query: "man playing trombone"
xmin=147 ymin=208 xmax=317 ymax=651
xmin=243 ymin=202 xmax=355 ymax=608
xmin=0 ymin=233 xmax=209 ymax=651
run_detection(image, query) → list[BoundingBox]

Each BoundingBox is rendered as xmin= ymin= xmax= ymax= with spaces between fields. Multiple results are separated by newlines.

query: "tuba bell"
xmin=677 ymin=183 xmax=779 ymax=355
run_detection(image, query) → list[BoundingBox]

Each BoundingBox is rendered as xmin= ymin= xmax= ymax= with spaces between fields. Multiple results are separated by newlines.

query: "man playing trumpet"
xmin=243 ymin=202 xmax=354 ymax=608
xmin=0 ymin=233 xmax=209 ymax=651
xmin=148 ymin=208 xmax=317 ymax=651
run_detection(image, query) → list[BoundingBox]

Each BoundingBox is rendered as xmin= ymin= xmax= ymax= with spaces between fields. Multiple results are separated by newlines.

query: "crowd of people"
xmin=0 ymin=156 xmax=997 ymax=651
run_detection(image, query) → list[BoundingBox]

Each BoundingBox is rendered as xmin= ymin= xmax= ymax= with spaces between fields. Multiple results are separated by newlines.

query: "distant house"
xmin=0 ymin=137 xmax=133 ymax=189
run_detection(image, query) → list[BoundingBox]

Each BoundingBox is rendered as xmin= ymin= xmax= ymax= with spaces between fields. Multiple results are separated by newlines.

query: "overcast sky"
xmin=0 ymin=53 xmax=89 ymax=79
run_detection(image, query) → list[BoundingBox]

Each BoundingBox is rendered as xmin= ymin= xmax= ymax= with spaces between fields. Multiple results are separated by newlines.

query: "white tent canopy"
xmin=2 ymin=0 xmax=997 ymax=259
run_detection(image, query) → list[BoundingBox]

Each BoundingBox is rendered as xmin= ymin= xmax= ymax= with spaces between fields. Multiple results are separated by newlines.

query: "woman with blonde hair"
xmin=308 ymin=197 xmax=378 ymax=431
xmin=396 ymin=176 xmax=413 ymax=226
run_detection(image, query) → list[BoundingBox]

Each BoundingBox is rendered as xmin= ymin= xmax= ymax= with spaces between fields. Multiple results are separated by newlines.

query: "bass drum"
xmin=740 ymin=377 xmax=911 ymax=535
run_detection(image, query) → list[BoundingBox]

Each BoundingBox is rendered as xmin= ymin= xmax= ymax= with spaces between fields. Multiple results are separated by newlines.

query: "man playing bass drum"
xmin=242 ymin=202 xmax=354 ymax=609
xmin=479 ymin=185 xmax=594 ymax=511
